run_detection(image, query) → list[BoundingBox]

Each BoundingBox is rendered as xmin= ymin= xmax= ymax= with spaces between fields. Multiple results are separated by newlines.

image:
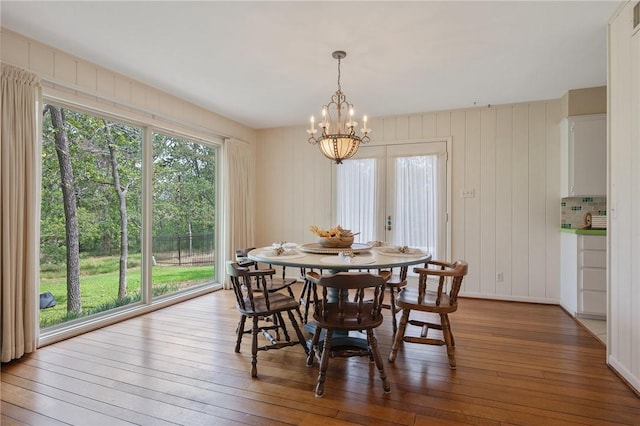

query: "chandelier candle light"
xmin=307 ymin=50 xmax=371 ymax=164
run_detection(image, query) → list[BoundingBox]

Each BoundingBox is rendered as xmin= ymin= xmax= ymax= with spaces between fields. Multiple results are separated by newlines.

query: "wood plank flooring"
xmin=2 ymin=284 xmax=639 ymax=425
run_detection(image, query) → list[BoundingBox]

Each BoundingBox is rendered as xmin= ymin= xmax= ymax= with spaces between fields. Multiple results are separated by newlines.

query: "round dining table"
xmin=247 ymin=242 xmax=431 ymax=272
xmin=247 ymin=243 xmax=431 ymax=351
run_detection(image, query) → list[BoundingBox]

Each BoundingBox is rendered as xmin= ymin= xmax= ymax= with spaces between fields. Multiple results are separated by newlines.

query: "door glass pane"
xmin=336 ymin=142 xmax=447 ymax=260
xmin=152 ymin=133 xmax=216 ymax=296
xmin=335 ymin=158 xmax=377 ymax=244
xmin=40 ymin=105 xmax=142 ymax=328
xmin=393 ymin=155 xmax=439 ymax=256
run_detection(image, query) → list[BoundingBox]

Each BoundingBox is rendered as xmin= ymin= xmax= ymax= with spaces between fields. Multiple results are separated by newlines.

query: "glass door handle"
xmin=386 ymin=215 xmax=392 ymax=231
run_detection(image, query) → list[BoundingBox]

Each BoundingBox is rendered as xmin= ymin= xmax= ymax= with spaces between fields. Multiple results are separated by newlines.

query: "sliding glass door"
xmin=39 ymin=103 xmax=220 ymax=331
xmin=40 ymin=104 xmax=143 ymax=327
xmin=151 ymin=132 xmax=217 ymax=297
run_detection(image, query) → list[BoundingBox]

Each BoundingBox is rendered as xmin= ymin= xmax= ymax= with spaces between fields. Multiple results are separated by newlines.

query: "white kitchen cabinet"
xmin=560 ymin=232 xmax=578 ymax=316
xmin=560 ymin=232 xmax=606 ymax=319
xmin=560 ymin=114 xmax=607 ymax=197
xmin=579 ymin=235 xmax=606 ymax=317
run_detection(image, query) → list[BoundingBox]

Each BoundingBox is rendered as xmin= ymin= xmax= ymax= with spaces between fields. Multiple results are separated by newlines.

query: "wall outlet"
xmin=496 ymin=272 xmax=504 ymax=282
xmin=460 ymin=188 xmax=475 ymax=198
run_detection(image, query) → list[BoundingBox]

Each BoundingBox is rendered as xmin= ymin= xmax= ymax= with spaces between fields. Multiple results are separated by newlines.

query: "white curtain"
xmin=336 ymin=153 xmax=440 ymax=256
xmin=223 ymin=138 xmax=254 ymax=287
xmin=394 ymin=155 xmax=438 ymax=254
xmin=1 ymin=63 xmax=42 ymax=362
xmin=336 ymin=158 xmax=377 ymax=244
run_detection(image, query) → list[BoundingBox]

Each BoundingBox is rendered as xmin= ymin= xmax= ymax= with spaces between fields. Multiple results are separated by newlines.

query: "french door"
xmin=334 ymin=141 xmax=449 ymax=260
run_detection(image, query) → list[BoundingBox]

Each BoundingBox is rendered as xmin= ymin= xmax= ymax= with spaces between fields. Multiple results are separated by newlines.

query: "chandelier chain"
xmin=337 ymin=56 xmax=342 ymax=93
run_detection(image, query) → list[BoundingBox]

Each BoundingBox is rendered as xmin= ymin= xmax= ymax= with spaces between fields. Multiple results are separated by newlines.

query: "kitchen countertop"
xmin=559 ymin=228 xmax=606 ymax=235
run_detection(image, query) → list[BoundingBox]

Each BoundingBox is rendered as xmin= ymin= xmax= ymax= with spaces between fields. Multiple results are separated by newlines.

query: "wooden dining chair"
xmin=235 ymin=247 xmax=305 ymax=326
xmin=377 ymin=265 xmax=409 ymax=338
xmin=305 ymin=271 xmax=391 ymax=397
xmin=298 ymin=268 xmax=326 ymax=324
xmin=226 ymin=261 xmax=309 ymax=377
xmin=235 ymin=247 xmax=298 ymax=294
xmin=388 ymin=260 xmax=468 ymax=369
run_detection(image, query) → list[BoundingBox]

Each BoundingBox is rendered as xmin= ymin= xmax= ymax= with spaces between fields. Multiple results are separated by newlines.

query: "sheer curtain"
xmin=223 ymin=138 xmax=254 ymax=287
xmin=336 ymin=153 xmax=440 ymax=256
xmin=394 ymin=155 xmax=438 ymax=254
xmin=1 ymin=63 xmax=42 ymax=362
xmin=335 ymin=158 xmax=377 ymax=243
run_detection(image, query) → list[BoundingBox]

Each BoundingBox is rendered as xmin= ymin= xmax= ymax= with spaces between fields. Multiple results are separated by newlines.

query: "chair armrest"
xmin=305 ymin=271 xmax=322 ymax=284
xmin=378 ymin=270 xmax=392 ymax=282
xmin=246 ymin=268 xmax=276 ymax=278
xmin=413 ymin=267 xmax=452 ymax=277
xmin=426 ymin=260 xmax=453 ymax=269
xmin=237 ymin=258 xmax=256 ymax=267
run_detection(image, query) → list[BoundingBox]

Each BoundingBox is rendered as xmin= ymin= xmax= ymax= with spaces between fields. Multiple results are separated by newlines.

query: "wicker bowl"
xmin=317 ymin=235 xmax=354 ymax=248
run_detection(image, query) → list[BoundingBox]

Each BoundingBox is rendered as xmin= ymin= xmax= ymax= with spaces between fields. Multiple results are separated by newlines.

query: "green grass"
xmin=39 ymin=256 xmax=214 ymax=328
xmin=40 ymin=254 xmax=142 ymax=279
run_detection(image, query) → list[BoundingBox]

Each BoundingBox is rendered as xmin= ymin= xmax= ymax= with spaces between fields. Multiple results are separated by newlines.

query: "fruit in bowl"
xmin=309 ymin=225 xmax=356 ymax=248
xmin=317 ymin=234 xmax=354 ymax=248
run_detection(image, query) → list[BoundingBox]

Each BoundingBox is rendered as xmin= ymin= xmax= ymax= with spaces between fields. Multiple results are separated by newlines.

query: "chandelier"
xmin=307 ymin=50 xmax=370 ymax=164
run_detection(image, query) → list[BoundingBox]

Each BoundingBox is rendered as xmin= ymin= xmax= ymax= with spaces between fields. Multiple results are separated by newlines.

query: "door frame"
xmin=331 ymin=137 xmax=452 ymax=261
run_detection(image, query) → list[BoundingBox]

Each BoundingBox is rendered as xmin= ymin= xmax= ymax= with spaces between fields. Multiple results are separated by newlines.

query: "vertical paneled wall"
xmin=256 ymin=100 xmax=562 ymax=303
xmin=607 ymin=1 xmax=640 ymax=393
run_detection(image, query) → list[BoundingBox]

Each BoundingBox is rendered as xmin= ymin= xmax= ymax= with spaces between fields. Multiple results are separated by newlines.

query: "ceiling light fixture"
xmin=307 ymin=50 xmax=370 ymax=164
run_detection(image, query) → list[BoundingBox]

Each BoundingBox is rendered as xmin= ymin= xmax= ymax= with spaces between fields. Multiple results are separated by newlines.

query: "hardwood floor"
xmin=2 ymin=284 xmax=639 ymax=425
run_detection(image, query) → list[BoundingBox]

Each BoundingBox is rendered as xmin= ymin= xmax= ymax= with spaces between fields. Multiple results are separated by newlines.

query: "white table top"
xmin=247 ymin=245 xmax=431 ymax=271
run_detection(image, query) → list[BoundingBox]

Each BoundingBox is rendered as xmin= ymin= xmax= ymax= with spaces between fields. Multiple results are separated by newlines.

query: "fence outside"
xmin=153 ymin=232 xmax=215 ymax=266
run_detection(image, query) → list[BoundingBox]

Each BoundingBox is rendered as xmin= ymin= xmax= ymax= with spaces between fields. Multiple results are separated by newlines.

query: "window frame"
xmin=39 ymin=95 xmax=224 ymax=346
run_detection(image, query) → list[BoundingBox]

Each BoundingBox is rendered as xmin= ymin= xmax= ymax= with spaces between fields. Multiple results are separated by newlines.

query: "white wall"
xmin=607 ymin=1 xmax=640 ymax=393
xmin=256 ymin=101 xmax=562 ymax=304
xmin=0 ymin=29 xmax=256 ymax=144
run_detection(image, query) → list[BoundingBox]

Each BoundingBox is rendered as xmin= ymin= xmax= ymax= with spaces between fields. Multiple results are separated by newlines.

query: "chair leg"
xmin=367 ymin=329 xmax=391 ymax=393
xmin=284 ymin=284 xmax=306 ymax=325
xmin=307 ymin=281 xmax=317 ymax=323
xmin=270 ymin=314 xmax=281 ymax=341
xmin=448 ymin=316 xmax=456 ymax=348
xmin=295 ymin=306 xmax=305 ymax=325
xmin=251 ymin=316 xmax=259 ymax=377
xmin=276 ymin=312 xmax=291 ymax=342
xmin=235 ymin=315 xmax=247 ymax=353
xmin=389 ymin=287 xmax=399 ymax=337
xmin=388 ymin=308 xmax=410 ymax=362
xmin=305 ymin=281 xmax=314 ymax=324
xmin=299 ymin=277 xmax=314 ymax=324
xmin=440 ymin=313 xmax=456 ymax=369
xmin=307 ymin=325 xmax=322 ymax=366
xmin=286 ymin=310 xmax=310 ymax=356
xmin=315 ymin=329 xmax=333 ymax=397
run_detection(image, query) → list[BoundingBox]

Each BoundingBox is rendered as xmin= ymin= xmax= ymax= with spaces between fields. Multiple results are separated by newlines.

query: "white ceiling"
xmin=1 ymin=1 xmax=620 ymax=130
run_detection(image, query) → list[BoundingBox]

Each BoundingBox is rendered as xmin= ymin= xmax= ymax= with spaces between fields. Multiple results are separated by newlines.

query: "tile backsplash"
xmin=561 ymin=196 xmax=607 ymax=229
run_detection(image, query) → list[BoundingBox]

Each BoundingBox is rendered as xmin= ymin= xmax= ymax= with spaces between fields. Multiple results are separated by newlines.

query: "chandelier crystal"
xmin=307 ymin=51 xmax=371 ymax=164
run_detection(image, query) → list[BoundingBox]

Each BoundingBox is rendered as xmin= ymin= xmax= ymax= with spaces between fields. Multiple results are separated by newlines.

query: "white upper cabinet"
xmin=560 ymin=114 xmax=607 ymax=197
